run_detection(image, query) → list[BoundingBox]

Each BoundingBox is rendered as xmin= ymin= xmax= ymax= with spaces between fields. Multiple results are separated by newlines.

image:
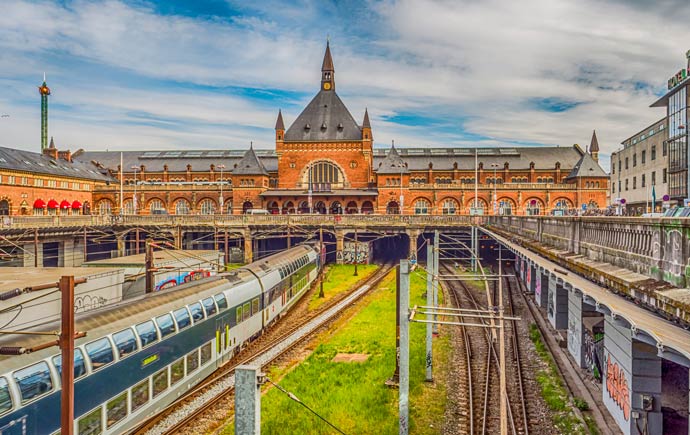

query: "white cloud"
xmin=1 ymin=0 xmax=688 ymax=173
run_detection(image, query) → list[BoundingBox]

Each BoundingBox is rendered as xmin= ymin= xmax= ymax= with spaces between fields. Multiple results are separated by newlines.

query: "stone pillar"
xmin=62 ymin=238 xmax=85 ymax=267
xmin=526 ymin=261 xmax=536 ymax=293
xmin=335 ymin=230 xmax=344 ymax=264
xmin=407 ymin=229 xmax=418 ymax=262
xmin=243 ymin=229 xmax=253 ymax=264
xmin=173 ymin=227 xmax=184 ymax=250
xmin=567 ymin=289 xmax=600 ymax=369
xmin=547 ymin=276 xmax=568 ymax=330
xmin=535 ymin=267 xmax=549 ymax=308
xmin=23 ymin=243 xmax=43 ymax=267
xmin=603 ymin=315 xmax=663 ymax=435
xmin=116 ymin=235 xmax=125 ymax=258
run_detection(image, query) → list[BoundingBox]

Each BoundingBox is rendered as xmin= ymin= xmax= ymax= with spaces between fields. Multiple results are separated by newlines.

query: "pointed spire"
xmin=49 ymin=136 xmax=55 ymax=149
xmin=589 ymin=130 xmax=599 ymax=153
xmin=362 ymin=108 xmax=371 ymax=129
xmin=275 ymin=109 xmax=285 ymax=130
xmin=322 ymin=40 xmax=334 ymax=72
xmin=233 ymin=142 xmax=268 ymax=175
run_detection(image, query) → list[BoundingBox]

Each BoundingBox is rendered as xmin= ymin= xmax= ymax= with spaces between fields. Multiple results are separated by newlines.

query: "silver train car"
xmin=0 ymin=244 xmax=320 ymax=435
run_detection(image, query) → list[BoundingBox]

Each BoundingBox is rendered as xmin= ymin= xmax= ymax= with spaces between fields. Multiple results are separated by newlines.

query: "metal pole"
xmin=135 ymin=228 xmax=140 ymax=255
xmin=60 ymin=275 xmax=75 ymax=435
xmin=82 ymin=226 xmax=87 ymax=263
xmin=131 ymin=167 xmax=138 ymax=215
xmin=433 ymin=230 xmax=439 ymax=335
xmin=498 ymin=246 xmax=507 ymax=435
xmin=145 ymin=241 xmax=154 ymax=294
xmin=425 ymin=241 xmax=433 ymax=382
xmin=287 ymin=224 xmax=291 ymax=249
xmin=353 ymin=228 xmax=359 ymax=276
xmin=235 ymin=365 xmax=262 ymax=435
xmin=399 ymin=259 xmax=410 ymax=435
xmin=318 ymin=226 xmax=324 ymax=298
xmin=34 ymin=228 xmax=39 ymax=267
xmin=224 ymin=230 xmax=229 ymax=266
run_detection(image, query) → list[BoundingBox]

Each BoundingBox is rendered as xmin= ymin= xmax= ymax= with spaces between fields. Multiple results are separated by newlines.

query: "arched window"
xmin=175 ymin=199 xmax=190 ymax=215
xmin=345 ymin=201 xmax=358 ymax=214
xmin=386 ymin=201 xmax=400 ymax=215
xmin=306 ymin=161 xmax=344 ymax=191
xmin=442 ymin=199 xmax=457 ymax=215
xmin=122 ymin=200 xmax=135 ymax=215
xmin=498 ymin=199 xmax=514 ymax=215
xmin=226 ymin=202 xmax=233 ymax=215
xmin=314 ymin=201 xmax=327 ymax=214
xmin=361 ymin=201 xmax=374 ymax=214
xmin=0 ymin=199 xmax=9 ymax=216
xmin=282 ymin=201 xmax=295 ymax=214
xmin=525 ymin=199 xmax=542 ymax=216
xmin=298 ymin=201 xmax=309 ymax=214
xmin=414 ymin=198 xmax=430 ymax=215
xmin=149 ymin=199 xmax=165 ymax=214
xmin=199 ymin=199 xmax=216 ymax=215
xmin=330 ymin=201 xmax=342 ymax=214
xmin=554 ymin=199 xmax=571 ymax=210
xmin=242 ymin=201 xmax=253 ymax=214
xmin=98 ymin=201 xmax=112 ymax=215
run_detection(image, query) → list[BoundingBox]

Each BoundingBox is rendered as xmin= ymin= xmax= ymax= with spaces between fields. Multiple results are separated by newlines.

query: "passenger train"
xmin=0 ymin=244 xmax=320 ymax=435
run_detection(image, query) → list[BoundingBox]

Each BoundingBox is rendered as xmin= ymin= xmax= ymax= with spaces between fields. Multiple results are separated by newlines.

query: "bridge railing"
xmin=0 ymin=215 xmax=111 ymax=229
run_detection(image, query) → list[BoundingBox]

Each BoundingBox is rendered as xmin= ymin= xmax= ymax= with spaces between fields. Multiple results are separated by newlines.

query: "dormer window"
xmin=337 ymin=123 xmax=343 ymax=131
xmin=321 ymin=122 xmax=327 ymax=130
xmin=305 ymin=123 xmax=311 ymax=131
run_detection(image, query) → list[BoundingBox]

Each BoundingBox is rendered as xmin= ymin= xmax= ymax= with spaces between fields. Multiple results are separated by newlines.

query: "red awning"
xmin=47 ymin=199 xmax=59 ymax=209
xmin=33 ymin=199 xmax=46 ymax=209
xmin=59 ymin=200 xmax=71 ymax=210
xmin=72 ymin=200 xmax=82 ymax=209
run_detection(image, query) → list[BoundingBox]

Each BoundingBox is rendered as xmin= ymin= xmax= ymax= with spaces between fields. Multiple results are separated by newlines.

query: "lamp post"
xmin=130 ymin=166 xmax=139 ymax=215
xmin=491 ymin=163 xmax=499 ymax=215
xmin=217 ymin=164 xmax=226 ymax=214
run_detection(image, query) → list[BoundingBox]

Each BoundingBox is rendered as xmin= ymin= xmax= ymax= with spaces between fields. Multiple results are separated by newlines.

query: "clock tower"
xmin=321 ymin=40 xmax=335 ymax=91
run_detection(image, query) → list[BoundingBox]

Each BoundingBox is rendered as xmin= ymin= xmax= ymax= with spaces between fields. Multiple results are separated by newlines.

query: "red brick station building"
xmin=0 ymin=43 xmax=608 ymax=217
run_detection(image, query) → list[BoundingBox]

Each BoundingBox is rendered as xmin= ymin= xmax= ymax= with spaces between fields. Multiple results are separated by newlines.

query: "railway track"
xmin=442 ymin=262 xmax=535 ymax=435
xmin=134 ymin=262 xmax=394 ymax=435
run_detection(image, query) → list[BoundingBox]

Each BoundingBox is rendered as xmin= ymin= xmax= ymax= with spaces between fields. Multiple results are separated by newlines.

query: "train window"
xmin=78 ymin=406 xmax=102 ymax=435
xmin=152 ymin=368 xmax=168 ymax=398
xmin=170 ymin=358 xmax=184 ymax=386
xmin=189 ymin=302 xmax=204 ymax=323
xmin=131 ymin=379 xmax=149 ymax=412
xmin=155 ymin=314 xmax=176 ymax=338
xmin=112 ymin=328 xmax=138 ymax=358
xmin=0 ymin=377 xmax=12 ymax=415
xmin=252 ymin=297 xmax=260 ymax=315
xmin=173 ymin=307 xmax=191 ymax=330
xmin=214 ymin=293 xmax=228 ymax=310
xmin=106 ymin=392 xmax=128 ymax=428
xmin=236 ymin=306 xmax=242 ymax=324
xmin=200 ymin=343 xmax=212 ymax=366
xmin=202 ymin=297 xmax=217 ymax=316
xmin=52 ymin=349 xmax=87 ymax=379
xmin=13 ymin=361 xmax=53 ymax=402
xmin=135 ymin=321 xmax=159 ymax=347
xmin=85 ymin=338 xmax=115 ymax=370
xmin=186 ymin=350 xmax=199 ymax=373
xmin=243 ymin=302 xmax=251 ymax=321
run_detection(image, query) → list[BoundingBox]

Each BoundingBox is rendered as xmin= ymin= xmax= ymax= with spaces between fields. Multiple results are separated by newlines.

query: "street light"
xmin=490 ymin=163 xmax=499 ymax=215
xmin=130 ymin=166 xmax=139 ymax=215
xmin=217 ymin=164 xmax=226 ymax=214
xmin=394 ymin=140 xmax=404 ymax=215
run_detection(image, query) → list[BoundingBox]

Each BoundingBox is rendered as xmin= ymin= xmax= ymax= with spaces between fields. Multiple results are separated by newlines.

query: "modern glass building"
xmin=652 ymin=51 xmax=690 ymax=203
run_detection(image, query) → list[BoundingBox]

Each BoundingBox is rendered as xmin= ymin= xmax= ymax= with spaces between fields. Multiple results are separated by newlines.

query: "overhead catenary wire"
xmin=265 ymin=377 xmax=350 ymax=435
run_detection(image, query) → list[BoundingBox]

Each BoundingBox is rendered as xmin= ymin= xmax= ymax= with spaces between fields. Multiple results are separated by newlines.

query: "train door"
xmin=215 ymin=315 xmax=231 ymax=366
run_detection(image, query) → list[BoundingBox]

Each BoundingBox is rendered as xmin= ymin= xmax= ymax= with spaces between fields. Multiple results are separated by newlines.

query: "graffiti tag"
xmin=606 ymin=354 xmax=630 ymax=421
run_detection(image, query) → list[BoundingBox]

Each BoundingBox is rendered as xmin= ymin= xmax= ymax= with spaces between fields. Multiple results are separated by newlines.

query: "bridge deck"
xmin=485 ymin=228 xmax=690 ymax=364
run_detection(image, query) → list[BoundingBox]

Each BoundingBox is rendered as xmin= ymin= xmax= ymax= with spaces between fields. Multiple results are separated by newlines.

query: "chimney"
xmin=58 ymin=150 xmax=72 ymax=162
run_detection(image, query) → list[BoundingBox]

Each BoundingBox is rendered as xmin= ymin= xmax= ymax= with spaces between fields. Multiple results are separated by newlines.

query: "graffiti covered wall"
xmin=342 ymin=241 xmax=371 ymax=264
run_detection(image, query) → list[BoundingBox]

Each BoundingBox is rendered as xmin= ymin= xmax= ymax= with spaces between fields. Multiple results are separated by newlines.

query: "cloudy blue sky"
xmin=1 ymin=0 xmax=689 ymax=171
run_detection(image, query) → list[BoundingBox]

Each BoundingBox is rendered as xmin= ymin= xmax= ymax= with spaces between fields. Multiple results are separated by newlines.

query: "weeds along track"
xmin=134 ymin=262 xmax=394 ymax=435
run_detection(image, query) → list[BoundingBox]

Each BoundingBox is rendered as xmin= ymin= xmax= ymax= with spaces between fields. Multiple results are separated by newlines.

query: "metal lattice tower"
xmin=38 ymin=74 xmax=51 ymax=151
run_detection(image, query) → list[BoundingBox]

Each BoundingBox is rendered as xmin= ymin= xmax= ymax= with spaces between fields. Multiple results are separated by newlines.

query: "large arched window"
xmin=149 ymin=199 xmax=165 ymax=214
xmin=387 ymin=201 xmax=400 ymax=215
xmin=414 ymin=198 xmax=430 ymax=215
xmin=199 ymin=199 xmax=216 ymax=215
xmin=498 ymin=198 xmax=515 ymax=215
xmin=122 ymin=200 xmax=135 ymax=215
xmin=175 ymin=199 xmax=190 ymax=215
xmin=98 ymin=200 xmax=112 ymax=215
xmin=242 ymin=201 xmax=253 ymax=214
xmin=305 ymin=161 xmax=344 ymax=191
xmin=0 ymin=200 xmax=9 ymax=216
